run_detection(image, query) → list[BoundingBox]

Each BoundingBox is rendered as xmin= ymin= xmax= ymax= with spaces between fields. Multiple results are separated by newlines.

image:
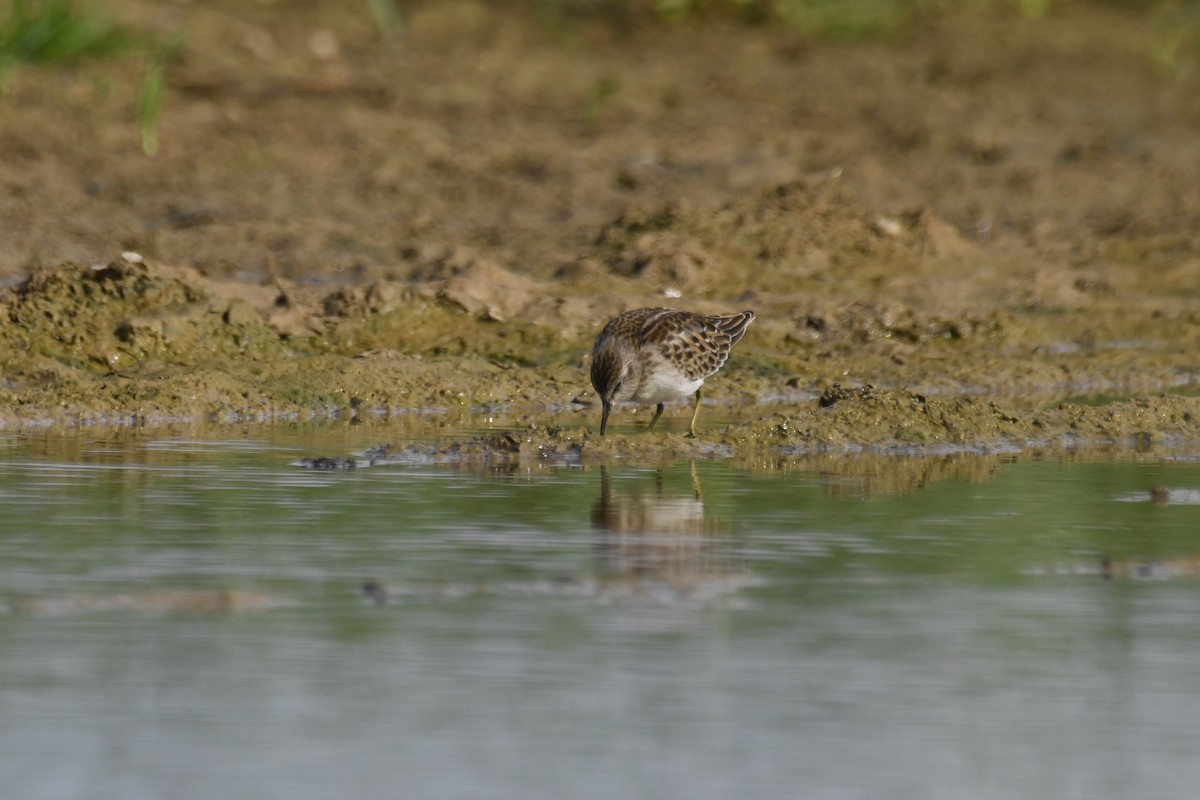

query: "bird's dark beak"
xmin=599 ymin=400 xmax=611 ymax=436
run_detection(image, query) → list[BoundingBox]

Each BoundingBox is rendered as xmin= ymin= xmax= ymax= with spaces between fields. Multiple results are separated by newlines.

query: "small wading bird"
xmin=590 ymin=307 xmax=755 ymax=437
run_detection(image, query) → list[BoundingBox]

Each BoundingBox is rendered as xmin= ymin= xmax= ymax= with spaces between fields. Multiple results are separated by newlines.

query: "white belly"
xmin=630 ymin=355 xmax=704 ymax=404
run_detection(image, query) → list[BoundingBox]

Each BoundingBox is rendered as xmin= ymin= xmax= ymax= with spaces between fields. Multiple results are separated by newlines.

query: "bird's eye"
xmin=613 ymin=381 xmax=622 ymax=393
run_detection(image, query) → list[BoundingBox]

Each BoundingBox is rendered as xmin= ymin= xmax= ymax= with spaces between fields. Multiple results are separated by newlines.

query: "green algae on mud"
xmin=285 ymin=389 xmax=1200 ymax=470
xmin=1 ymin=256 xmax=1198 ymax=455
xmin=0 ymin=255 xmax=581 ymax=426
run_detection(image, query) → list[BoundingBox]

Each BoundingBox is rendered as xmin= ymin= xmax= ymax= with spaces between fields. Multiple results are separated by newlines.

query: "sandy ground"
xmin=1 ymin=0 xmax=1198 ymax=456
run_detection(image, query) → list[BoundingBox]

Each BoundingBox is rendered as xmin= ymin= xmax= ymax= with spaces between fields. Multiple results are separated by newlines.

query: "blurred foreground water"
xmin=2 ymin=427 xmax=1200 ymax=800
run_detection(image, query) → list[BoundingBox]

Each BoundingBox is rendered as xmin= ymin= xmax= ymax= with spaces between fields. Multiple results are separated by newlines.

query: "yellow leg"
xmin=645 ymin=402 xmax=665 ymax=432
xmin=686 ymin=388 xmax=703 ymax=438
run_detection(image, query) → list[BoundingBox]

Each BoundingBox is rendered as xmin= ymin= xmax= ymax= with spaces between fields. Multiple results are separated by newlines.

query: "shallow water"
xmin=3 ymin=427 xmax=1200 ymax=800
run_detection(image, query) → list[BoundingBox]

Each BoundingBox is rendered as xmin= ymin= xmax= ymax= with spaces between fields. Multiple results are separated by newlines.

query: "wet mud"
xmin=2 ymin=1 xmax=1198 ymax=457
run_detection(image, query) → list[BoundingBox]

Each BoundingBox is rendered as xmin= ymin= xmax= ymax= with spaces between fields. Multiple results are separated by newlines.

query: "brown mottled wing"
xmin=641 ymin=309 xmax=755 ymax=382
xmin=599 ymin=307 xmax=670 ymax=342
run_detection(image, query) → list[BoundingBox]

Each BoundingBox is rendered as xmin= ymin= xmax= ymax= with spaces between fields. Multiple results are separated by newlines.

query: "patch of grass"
xmin=4 ymin=1 xmax=402 ymax=151
xmin=1153 ymin=1 xmax=1200 ymax=79
xmin=649 ymin=0 xmax=1054 ymax=37
xmin=1008 ymin=0 xmax=1050 ymax=18
xmin=0 ymin=0 xmax=134 ymax=66
xmin=365 ymin=0 xmax=403 ymax=45
xmin=636 ymin=0 xmax=922 ymax=36
xmin=136 ymin=37 xmax=182 ymax=157
xmin=0 ymin=1 xmax=184 ymax=155
xmin=522 ymin=0 xmax=933 ymax=40
xmin=774 ymin=0 xmax=915 ymax=40
xmin=537 ymin=0 xmax=1199 ymax=46
xmin=585 ymin=74 xmax=621 ymax=124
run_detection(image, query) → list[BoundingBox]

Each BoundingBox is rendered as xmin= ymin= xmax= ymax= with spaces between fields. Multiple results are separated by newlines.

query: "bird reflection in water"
xmin=590 ymin=464 xmax=756 ymax=602
xmin=359 ymin=465 xmax=758 ymax=608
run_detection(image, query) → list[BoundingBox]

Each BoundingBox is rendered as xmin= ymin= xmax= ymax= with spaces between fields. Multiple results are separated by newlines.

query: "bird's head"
xmin=590 ymin=343 xmax=637 ymax=435
xmin=590 ymin=345 xmax=634 ymax=405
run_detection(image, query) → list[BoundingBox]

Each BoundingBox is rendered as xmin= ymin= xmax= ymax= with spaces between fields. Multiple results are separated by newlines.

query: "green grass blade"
xmin=365 ymin=0 xmax=403 ymax=45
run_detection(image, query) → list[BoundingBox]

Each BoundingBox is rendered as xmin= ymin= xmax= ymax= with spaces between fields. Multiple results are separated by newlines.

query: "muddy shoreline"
xmin=2 ymin=2 xmax=1198 ymax=456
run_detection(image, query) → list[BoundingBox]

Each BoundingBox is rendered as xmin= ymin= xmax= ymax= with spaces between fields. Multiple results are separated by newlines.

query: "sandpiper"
xmin=590 ymin=307 xmax=755 ymax=437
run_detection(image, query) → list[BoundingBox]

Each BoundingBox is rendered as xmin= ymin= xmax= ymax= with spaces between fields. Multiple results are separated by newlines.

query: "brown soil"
xmin=2 ymin=1 xmax=1199 ymax=457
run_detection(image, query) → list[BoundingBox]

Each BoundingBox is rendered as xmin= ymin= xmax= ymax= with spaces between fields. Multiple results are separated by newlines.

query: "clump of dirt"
xmin=2 ymin=255 xmax=283 ymax=372
xmin=0 ymin=255 xmax=592 ymax=424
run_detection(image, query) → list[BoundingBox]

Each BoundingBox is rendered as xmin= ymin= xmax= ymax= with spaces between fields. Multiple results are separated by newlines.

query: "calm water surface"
xmin=2 ymin=427 xmax=1200 ymax=800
